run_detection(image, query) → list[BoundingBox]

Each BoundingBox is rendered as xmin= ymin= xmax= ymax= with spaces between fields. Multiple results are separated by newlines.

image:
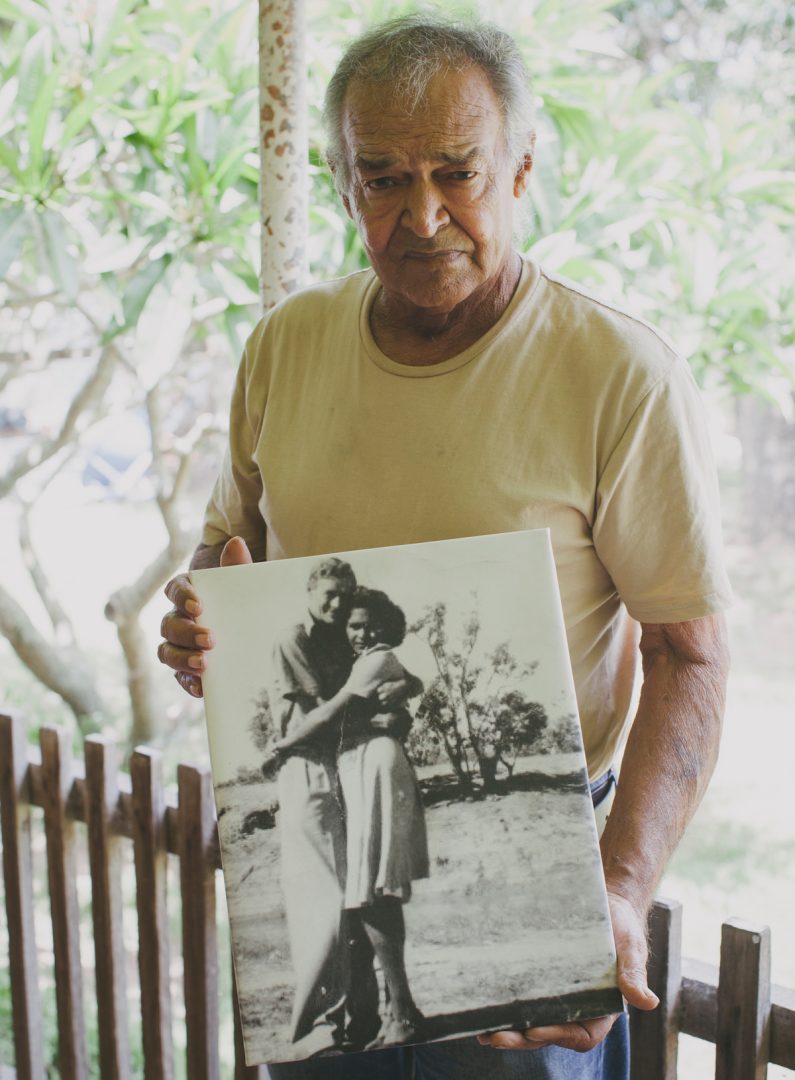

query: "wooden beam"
xmin=630 ymin=898 xmax=682 ymax=1080
xmin=39 ymin=726 xmax=88 ymax=1080
xmin=84 ymin=735 xmax=131 ymax=1079
xmin=178 ymin=765 xmax=219 ymax=1080
xmin=715 ymin=919 xmax=771 ymax=1079
xmin=130 ymin=748 xmax=174 ymax=1080
xmin=0 ymin=712 xmax=45 ymax=1080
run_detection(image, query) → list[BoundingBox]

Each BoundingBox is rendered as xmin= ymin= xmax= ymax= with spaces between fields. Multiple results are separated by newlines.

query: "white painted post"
xmin=258 ymin=0 xmax=308 ymax=310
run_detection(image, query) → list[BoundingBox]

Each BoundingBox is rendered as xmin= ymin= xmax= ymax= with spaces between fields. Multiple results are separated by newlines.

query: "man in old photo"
xmin=158 ymin=13 xmax=731 ymax=1079
xmin=267 ymin=557 xmax=376 ymax=1057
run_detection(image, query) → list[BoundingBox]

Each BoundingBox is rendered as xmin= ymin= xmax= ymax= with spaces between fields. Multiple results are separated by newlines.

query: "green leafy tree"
xmin=0 ymin=0 xmax=261 ymax=742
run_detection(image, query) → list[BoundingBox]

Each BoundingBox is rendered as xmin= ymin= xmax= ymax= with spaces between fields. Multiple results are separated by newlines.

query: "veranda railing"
xmin=1 ymin=711 xmax=793 ymax=1079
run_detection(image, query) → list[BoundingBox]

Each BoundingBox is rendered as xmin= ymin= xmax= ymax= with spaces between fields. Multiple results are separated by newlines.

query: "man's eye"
xmin=447 ymin=171 xmax=476 ymax=181
xmin=365 ymin=177 xmax=396 ymax=190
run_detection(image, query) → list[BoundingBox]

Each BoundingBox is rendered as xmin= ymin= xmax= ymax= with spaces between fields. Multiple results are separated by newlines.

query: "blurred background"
xmin=1 ymin=0 xmax=793 ymax=1075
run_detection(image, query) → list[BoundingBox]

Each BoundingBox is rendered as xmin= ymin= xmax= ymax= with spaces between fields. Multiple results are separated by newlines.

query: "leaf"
xmin=0 ymin=0 xmax=51 ymax=26
xmin=61 ymin=55 xmax=151 ymax=145
xmin=0 ymin=139 xmax=24 ymax=183
xmin=210 ymin=260 xmax=259 ymax=305
xmin=40 ymin=210 xmax=79 ymax=299
xmin=102 ymin=255 xmax=172 ymax=342
xmin=0 ymin=205 xmax=28 ymax=278
xmin=27 ymin=63 xmax=60 ymax=180
xmin=15 ymin=26 xmax=50 ymax=112
xmin=224 ymin=303 xmax=255 ymax=356
xmin=90 ymin=0 xmax=139 ymax=68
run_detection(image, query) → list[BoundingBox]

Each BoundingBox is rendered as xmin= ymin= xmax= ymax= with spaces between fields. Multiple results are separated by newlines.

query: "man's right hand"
xmin=158 ymin=536 xmax=253 ymax=697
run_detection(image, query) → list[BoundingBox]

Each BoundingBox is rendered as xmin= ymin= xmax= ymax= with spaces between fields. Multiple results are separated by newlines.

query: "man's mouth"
xmin=405 ymin=250 xmax=459 ymax=258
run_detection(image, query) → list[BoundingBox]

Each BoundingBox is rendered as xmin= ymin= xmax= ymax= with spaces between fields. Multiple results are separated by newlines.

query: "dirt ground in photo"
xmin=216 ymin=752 xmax=617 ymax=1065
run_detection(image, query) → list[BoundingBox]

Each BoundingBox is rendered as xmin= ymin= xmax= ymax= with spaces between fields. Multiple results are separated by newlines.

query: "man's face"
xmin=338 ymin=65 xmax=532 ymax=316
xmin=307 ymin=578 xmax=353 ymax=625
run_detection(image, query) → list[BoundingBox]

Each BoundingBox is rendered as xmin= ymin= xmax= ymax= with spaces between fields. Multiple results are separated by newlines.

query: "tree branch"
xmin=0 ymin=582 xmax=108 ymax=728
xmin=18 ymin=500 xmax=76 ymax=645
xmin=0 ymin=344 xmax=120 ymax=499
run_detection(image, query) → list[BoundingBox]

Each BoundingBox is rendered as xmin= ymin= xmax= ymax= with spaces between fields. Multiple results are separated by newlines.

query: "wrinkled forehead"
xmin=341 ymin=65 xmax=506 ymax=164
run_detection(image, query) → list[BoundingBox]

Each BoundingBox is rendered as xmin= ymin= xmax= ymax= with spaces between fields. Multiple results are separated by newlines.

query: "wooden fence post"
xmin=84 ymin=735 xmax=131 ymax=1079
xmin=131 ymin=747 xmax=174 ymax=1080
xmin=0 ymin=712 xmax=45 ymax=1080
xmin=39 ymin=726 xmax=88 ymax=1080
xmin=716 ymin=918 xmax=771 ymax=1080
xmin=178 ymin=764 xmax=219 ymax=1080
xmin=630 ymin=898 xmax=682 ymax=1080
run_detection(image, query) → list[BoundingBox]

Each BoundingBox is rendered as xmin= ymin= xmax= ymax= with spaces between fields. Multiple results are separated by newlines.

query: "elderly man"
xmin=159 ymin=14 xmax=731 ymax=1080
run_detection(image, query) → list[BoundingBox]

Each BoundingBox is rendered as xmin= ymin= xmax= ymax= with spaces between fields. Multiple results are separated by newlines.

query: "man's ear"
xmin=329 ymin=161 xmax=354 ymax=219
xmin=513 ymin=134 xmax=536 ymax=197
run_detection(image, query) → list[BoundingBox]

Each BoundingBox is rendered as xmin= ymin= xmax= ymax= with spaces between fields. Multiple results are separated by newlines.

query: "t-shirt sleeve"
xmin=592 ymin=357 xmax=733 ymax=623
xmin=202 ymin=321 xmax=268 ymax=552
xmin=269 ymin=630 xmax=321 ymax=737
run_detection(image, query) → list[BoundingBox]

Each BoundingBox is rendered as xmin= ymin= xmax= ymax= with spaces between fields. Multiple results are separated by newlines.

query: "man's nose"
xmin=401 ymin=182 xmax=449 ymax=237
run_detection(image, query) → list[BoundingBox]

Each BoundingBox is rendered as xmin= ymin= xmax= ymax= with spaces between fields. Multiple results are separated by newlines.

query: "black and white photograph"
xmin=192 ymin=529 xmax=623 ymax=1066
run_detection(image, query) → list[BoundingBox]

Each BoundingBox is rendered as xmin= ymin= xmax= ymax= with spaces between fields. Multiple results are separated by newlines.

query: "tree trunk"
xmin=0 ymin=583 xmax=107 ymax=729
xmin=104 ymin=530 xmax=196 ymax=745
xmin=478 ymin=751 xmax=500 ymax=793
xmin=116 ymin=617 xmax=161 ymax=747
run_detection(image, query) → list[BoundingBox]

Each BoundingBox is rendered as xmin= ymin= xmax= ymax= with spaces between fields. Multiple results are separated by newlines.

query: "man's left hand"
xmin=477 ymin=892 xmax=658 ymax=1052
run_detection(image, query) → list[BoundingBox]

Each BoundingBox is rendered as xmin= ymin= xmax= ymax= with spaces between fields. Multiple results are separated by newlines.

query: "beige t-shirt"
xmin=203 ymin=258 xmax=732 ymax=778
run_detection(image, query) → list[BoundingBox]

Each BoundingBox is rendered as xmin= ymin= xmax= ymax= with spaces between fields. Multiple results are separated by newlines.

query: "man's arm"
xmin=275 ymin=686 xmax=356 ymax=753
xmin=481 ymin=611 xmax=729 ymax=1052
xmin=158 ymin=537 xmax=255 ymax=697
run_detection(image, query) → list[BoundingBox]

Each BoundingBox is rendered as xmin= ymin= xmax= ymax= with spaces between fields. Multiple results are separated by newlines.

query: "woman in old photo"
xmin=274 ymin=586 xmax=429 ymax=1047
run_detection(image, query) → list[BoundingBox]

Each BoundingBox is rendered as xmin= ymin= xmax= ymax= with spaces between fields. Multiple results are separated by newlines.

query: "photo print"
xmin=192 ymin=528 xmax=623 ymax=1066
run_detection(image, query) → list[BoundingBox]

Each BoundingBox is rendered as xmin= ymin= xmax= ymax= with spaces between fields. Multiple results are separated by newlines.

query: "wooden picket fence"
xmin=1 ymin=709 xmax=794 ymax=1079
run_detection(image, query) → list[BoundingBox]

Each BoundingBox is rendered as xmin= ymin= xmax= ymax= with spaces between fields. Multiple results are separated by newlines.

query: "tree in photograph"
xmin=408 ymin=603 xmax=547 ymax=795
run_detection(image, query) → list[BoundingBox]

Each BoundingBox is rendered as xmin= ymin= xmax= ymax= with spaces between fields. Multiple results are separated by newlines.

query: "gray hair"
xmin=323 ymin=13 xmax=536 ymax=195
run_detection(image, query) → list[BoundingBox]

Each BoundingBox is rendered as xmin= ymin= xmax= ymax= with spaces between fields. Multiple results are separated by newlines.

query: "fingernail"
xmin=186 ymin=600 xmax=200 ymax=616
xmin=195 ymin=633 xmax=214 ymax=648
xmin=188 ymin=655 xmax=204 ymax=670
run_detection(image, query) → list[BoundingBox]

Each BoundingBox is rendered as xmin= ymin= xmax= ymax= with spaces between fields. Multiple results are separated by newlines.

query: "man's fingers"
xmin=618 ymin=965 xmax=659 ymax=1010
xmin=164 ymin=573 xmax=202 ymax=617
xmin=522 ymin=1015 xmax=617 ymax=1053
xmin=609 ymin=892 xmax=660 ymax=1011
xmin=159 ymin=612 xmax=215 ymax=651
xmin=161 ymin=537 xmax=249 ymax=699
xmin=477 ymin=1030 xmax=549 ymax=1050
xmin=220 ymin=536 xmax=253 ymax=567
xmin=478 ymin=1014 xmax=618 ymax=1053
xmin=157 ymin=640 xmax=208 ymax=673
xmin=175 ymin=671 xmax=203 ymax=698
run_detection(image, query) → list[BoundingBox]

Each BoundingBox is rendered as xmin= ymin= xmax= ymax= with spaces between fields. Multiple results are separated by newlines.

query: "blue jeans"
xmin=267 ymin=1012 xmax=629 ymax=1079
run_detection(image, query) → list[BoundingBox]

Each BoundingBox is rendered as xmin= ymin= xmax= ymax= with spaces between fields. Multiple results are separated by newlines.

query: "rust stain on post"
xmin=259 ymin=0 xmax=308 ymax=310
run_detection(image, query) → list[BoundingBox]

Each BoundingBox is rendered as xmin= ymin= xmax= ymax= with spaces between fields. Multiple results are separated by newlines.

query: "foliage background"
xmin=1 ymin=0 xmax=794 ymax=1076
